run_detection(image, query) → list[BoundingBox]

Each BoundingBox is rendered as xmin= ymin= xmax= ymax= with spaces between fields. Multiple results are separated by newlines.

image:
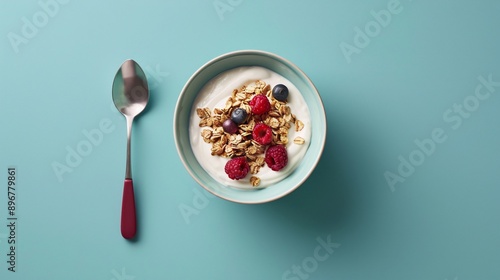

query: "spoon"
xmin=112 ymin=59 xmax=149 ymax=239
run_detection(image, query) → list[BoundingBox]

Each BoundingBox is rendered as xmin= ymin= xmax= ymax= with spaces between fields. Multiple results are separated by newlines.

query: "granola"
xmin=197 ymin=80 xmax=305 ymax=187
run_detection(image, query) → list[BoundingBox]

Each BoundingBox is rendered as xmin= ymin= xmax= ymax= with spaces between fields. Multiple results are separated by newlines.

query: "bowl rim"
xmin=173 ymin=49 xmax=327 ymax=204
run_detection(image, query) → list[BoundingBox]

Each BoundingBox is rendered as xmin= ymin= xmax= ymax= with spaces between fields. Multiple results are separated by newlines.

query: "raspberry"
xmin=265 ymin=145 xmax=288 ymax=171
xmin=224 ymin=157 xmax=250 ymax=180
xmin=249 ymin=94 xmax=271 ymax=115
xmin=252 ymin=123 xmax=273 ymax=145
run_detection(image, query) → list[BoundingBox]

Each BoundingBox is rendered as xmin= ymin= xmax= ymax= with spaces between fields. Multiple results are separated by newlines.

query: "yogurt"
xmin=189 ymin=66 xmax=311 ymax=189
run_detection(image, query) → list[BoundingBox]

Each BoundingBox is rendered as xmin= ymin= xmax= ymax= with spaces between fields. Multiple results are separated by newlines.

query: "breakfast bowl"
xmin=174 ymin=50 xmax=326 ymax=204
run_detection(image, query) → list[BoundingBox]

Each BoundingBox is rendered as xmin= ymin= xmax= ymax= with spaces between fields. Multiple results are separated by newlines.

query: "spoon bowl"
xmin=112 ymin=60 xmax=149 ymax=116
xmin=112 ymin=59 xmax=149 ymax=239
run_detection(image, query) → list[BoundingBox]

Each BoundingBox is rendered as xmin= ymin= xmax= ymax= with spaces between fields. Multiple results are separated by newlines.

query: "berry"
xmin=272 ymin=84 xmax=289 ymax=101
xmin=224 ymin=157 xmax=249 ymax=180
xmin=222 ymin=119 xmax=238 ymax=134
xmin=249 ymin=94 xmax=271 ymax=115
xmin=231 ymin=108 xmax=248 ymax=124
xmin=265 ymin=145 xmax=288 ymax=171
xmin=252 ymin=123 xmax=273 ymax=145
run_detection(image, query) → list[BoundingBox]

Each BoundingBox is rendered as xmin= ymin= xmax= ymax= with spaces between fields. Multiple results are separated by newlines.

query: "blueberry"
xmin=272 ymin=84 xmax=289 ymax=101
xmin=222 ymin=119 xmax=238 ymax=134
xmin=231 ymin=108 xmax=248 ymax=124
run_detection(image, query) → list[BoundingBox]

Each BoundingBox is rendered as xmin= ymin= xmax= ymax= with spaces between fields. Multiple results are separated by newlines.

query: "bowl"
xmin=174 ymin=50 xmax=326 ymax=204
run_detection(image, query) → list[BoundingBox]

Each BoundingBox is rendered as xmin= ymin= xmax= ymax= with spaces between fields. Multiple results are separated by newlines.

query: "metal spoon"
xmin=112 ymin=59 xmax=149 ymax=239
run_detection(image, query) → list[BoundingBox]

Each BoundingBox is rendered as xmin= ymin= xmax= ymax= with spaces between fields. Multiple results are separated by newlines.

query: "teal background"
xmin=1 ymin=0 xmax=499 ymax=279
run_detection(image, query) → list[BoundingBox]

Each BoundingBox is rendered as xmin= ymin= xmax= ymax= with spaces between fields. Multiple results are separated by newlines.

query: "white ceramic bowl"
xmin=174 ymin=50 xmax=326 ymax=204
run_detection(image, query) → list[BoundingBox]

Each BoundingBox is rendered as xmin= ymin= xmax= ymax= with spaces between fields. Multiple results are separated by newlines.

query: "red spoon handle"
xmin=121 ymin=179 xmax=136 ymax=239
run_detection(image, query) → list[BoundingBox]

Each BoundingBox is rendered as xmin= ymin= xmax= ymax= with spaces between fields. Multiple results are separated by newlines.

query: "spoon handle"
xmin=121 ymin=179 xmax=136 ymax=239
